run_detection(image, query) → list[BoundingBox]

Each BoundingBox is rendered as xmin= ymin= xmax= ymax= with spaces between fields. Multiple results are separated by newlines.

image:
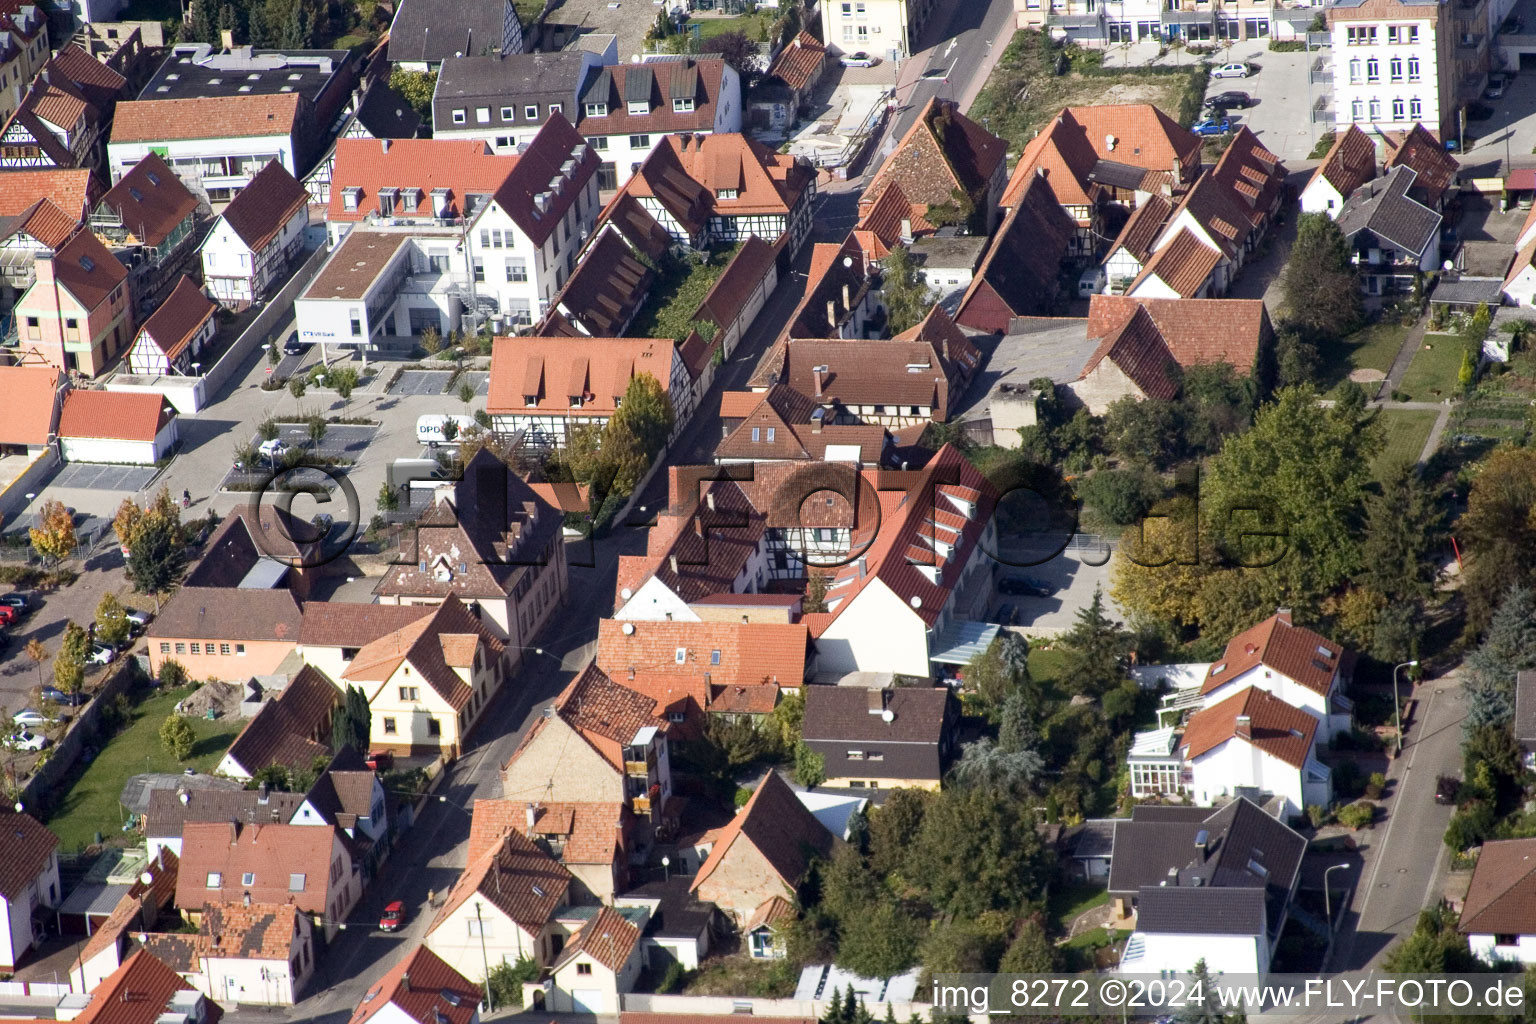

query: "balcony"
xmin=1457 ymin=31 xmax=1486 ymax=49
xmin=631 ymin=795 xmax=652 ymax=815
xmin=624 ymin=760 xmax=650 ymax=777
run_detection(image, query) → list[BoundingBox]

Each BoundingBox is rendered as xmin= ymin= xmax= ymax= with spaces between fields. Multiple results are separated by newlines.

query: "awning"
xmin=1161 ymin=9 xmax=1213 ymax=24
xmin=1275 ymin=7 xmax=1316 ymax=23
xmin=928 ymin=620 xmax=1000 ymax=665
xmin=1060 ymin=24 xmax=1106 ymax=39
xmin=1048 ymin=13 xmax=1101 ymax=26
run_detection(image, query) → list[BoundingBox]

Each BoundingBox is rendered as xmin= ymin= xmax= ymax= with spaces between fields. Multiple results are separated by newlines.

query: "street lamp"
xmin=1392 ymin=660 xmax=1419 ymax=756
xmin=661 ymin=854 xmax=671 ymax=881
xmin=474 ymin=901 xmax=494 ymax=1013
xmin=1323 ymin=862 xmax=1351 ymax=929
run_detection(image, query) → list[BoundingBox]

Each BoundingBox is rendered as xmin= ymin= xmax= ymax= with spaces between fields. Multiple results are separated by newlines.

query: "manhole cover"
xmin=1379 ymin=882 xmax=1391 ymax=889
xmin=1399 ymin=868 xmax=1409 ymax=874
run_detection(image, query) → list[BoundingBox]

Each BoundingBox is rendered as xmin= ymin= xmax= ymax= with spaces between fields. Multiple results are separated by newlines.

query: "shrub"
xmin=1306 ymin=804 xmax=1330 ymax=829
xmin=1076 ymin=469 xmax=1159 ymax=525
xmin=1337 ymin=801 xmax=1375 ymax=830
xmin=157 ymin=660 xmax=188 ymax=689
xmin=657 ymin=961 xmax=692 ymax=993
xmin=1364 ymin=772 xmax=1387 ymax=800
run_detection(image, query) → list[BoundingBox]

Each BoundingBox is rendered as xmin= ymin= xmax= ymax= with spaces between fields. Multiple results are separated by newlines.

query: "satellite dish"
xmin=1106 ymin=134 xmax=1117 ymax=151
xmin=621 ymin=587 xmax=633 ymax=600
xmin=910 ymin=595 xmax=922 ymax=609
xmin=843 ymin=256 xmax=854 ymax=268
xmin=1442 ymin=259 xmax=1455 ymax=271
xmin=881 ymin=709 xmax=895 ymax=723
xmin=140 ymin=871 xmax=155 ymax=885
xmin=622 ymin=622 xmax=635 ymax=635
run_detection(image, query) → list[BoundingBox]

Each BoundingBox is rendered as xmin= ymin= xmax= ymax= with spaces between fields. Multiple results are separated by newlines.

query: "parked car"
xmin=40 ymin=687 xmax=86 ymax=707
xmin=379 ymin=901 xmax=406 ymax=932
xmin=258 ymin=438 xmax=291 ymax=461
xmin=1205 ymin=90 xmax=1253 ymax=109
xmin=0 ymin=592 xmax=32 ymax=612
xmin=124 ymin=609 xmax=152 ymax=632
xmin=992 ymin=603 xmax=1017 ymax=625
xmin=366 ymin=750 xmax=394 ymax=772
xmin=1192 ymin=117 xmax=1232 ymax=136
xmin=1211 ymin=62 xmax=1250 ymax=78
xmin=87 ymin=644 xmax=116 ymax=666
xmin=0 ymin=605 xmax=17 ymax=626
xmin=11 ymin=729 xmax=47 ymax=752
xmin=1435 ymin=775 xmax=1461 ymax=805
xmin=998 ymin=576 xmax=1053 ymax=598
xmin=12 ymin=709 xmax=47 ymax=728
xmin=840 ymin=51 xmax=878 ymax=67
xmin=283 ymin=331 xmax=308 ymax=356
xmin=1485 ymin=80 xmax=1506 ymax=99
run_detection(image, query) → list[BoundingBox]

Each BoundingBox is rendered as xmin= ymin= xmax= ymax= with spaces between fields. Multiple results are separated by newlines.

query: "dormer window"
xmin=377 ymin=187 xmax=397 ymax=216
xmin=674 ymin=647 xmax=686 ymax=663
xmin=585 ymin=102 xmax=608 ymax=117
xmin=525 ymin=393 xmax=538 ymax=407
xmin=718 ymin=188 xmax=738 ymax=200
xmin=673 ymin=97 xmax=695 ymax=112
xmin=343 ymin=186 xmax=361 ymax=211
xmin=569 ymin=394 xmax=583 ymax=408
xmin=628 ymin=99 xmax=649 ymax=115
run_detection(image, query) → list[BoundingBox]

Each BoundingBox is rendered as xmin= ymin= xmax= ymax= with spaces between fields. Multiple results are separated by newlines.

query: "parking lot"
xmin=1202 ymin=46 xmax=1321 ymax=162
xmin=49 ymin=464 xmax=160 ymax=493
xmin=390 ymin=369 xmax=455 ymax=396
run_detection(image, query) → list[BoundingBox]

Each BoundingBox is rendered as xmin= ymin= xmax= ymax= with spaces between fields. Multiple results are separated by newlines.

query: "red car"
xmin=380 ymin=901 xmax=405 ymax=932
xmin=0 ymin=606 xmax=16 ymax=626
xmin=366 ymin=750 xmax=394 ymax=772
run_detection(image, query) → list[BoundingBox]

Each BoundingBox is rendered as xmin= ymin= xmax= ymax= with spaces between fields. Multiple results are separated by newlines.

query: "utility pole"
xmin=474 ymin=900 xmax=494 ymax=1012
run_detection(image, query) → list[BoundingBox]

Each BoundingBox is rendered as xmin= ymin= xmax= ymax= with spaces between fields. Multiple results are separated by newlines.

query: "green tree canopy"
xmin=879 ymin=246 xmax=934 ymax=335
xmin=1281 ymin=213 xmax=1362 ymax=340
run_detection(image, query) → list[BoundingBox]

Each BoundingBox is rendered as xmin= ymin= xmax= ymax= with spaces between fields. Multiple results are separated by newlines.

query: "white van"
xmin=416 ymin=415 xmax=477 ymax=447
xmin=1078 ymin=266 xmax=1107 ymax=299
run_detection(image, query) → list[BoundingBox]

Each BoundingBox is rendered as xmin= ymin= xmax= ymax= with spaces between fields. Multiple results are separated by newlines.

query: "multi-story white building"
xmin=1014 ymin=0 xmax=1302 ymax=44
xmin=1327 ymin=0 xmax=1471 ymax=139
xmin=827 ymin=0 xmax=937 ymax=57
xmin=200 ymin=160 xmax=311 ymax=307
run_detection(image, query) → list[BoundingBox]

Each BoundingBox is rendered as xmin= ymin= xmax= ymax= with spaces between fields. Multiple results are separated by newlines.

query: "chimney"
xmin=402 ymin=972 xmax=411 ymax=993
xmin=669 ymin=554 xmax=678 ymax=574
xmin=243 ymin=891 xmax=251 ymax=907
xmin=257 ymin=781 xmax=269 ymax=804
xmin=381 ymin=138 xmax=391 ymax=154
xmin=899 ymin=218 xmax=913 ymax=244
xmin=811 ymin=407 xmax=824 ymax=433
xmin=857 ymin=556 xmax=867 ymax=578
xmin=813 ymin=365 xmax=826 ymax=397
xmin=842 ymin=282 xmax=851 ymax=312
xmin=1166 ymin=867 xmax=1179 ymax=886
xmin=1171 ymin=156 xmax=1182 ymax=188
xmin=1235 ymin=714 xmax=1252 ymax=740
xmin=1195 ymin=829 xmax=1210 ymax=862
xmin=526 ymin=802 xmax=538 ymax=829
xmin=220 ymin=27 xmax=234 ymax=49
xmin=694 ymin=516 xmax=704 ymax=538
xmin=826 ymin=300 xmax=838 ymax=330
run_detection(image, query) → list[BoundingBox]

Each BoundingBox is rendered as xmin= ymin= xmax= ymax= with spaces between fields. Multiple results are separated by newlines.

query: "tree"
xmin=1464 ymin=585 xmax=1536 ymax=730
xmin=1102 ymin=396 xmax=1184 ymax=468
xmin=769 ymin=689 xmax=804 ymax=750
xmin=793 ymin=741 xmax=825 ymax=787
xmin=125 ymin=495 xmax=188 ymax=601
xmin=112 ymin=498 xmax=143 ymax=549
xmin=879 ymin=246 xmax=934 ymax=335
xmin=905 ymin=787 xmax=1051 ymax=917
xmin=288 ymin=375 xmax=307 ymax=410
xmin=998 ymin=915 xmax=1060 ymax=972
xmin=964 ymin=632 xmax=1033 ymax=714
xmin=332 ymin=684 xmax=371 ymax=752
xmin=1359 ymin=460 xmax=1444 ymax=603
xmin=307 ymin=412 xmax=328 ymax=447
xmin=1281 ymin=213 xmax=1362 ymax=340
xmin=609 ymin=373 xmax=674 ymax=460
xmin=160 ymin=714 xmax=196 ymax=761
xmin=330 ymin=366 xmax=359 ymax=416
xmin=865 ymin=788 xmax=932 ymax=878
xmin=919 ymin=912 xmax=1011 ymax=974
xmin=834 ymin=898 xmax=921 ymax=978
xmin=420 ymin=326 xmax=443 ymax=355
xmin=948 ymin=737 xmax=1044 ymax=793
xmin=1077 ymin=467 xmax=1161 ymax=524
xmin=710 ymin=30 xmax=762 ymax=88
xmin=1057 ymin=586 xmax=1126 ymax=697
xmin=52 ymin=645 xmax=83 ymax=697
xmin=388 ymin=69 xmax=438 ymax=122
xmin=1458 ymin=447 xmax=1536 ymax=633
xmin=804 ymin=571 xmax=830 ymax=613
xmin=29 ymin=500 xmax=75 ymax=567
xmin=457 ymin=379 xmax=475 ymax=415
xmin=1382 ymin=907 xmax=1485 ymax=974
xmin=24 ymin=638 xmax=47 ymax=689
xmin=95 ymin=594 xmax=131 ymax=649
xmin=486 ymin=957 xmax=539 ymax=1008
xmin=377 ymin=481 xmax=400 ymax=512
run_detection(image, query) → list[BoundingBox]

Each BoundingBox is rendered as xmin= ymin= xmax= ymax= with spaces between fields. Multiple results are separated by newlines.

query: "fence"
xmin=19 ymin=659 xmax=141 ymax=827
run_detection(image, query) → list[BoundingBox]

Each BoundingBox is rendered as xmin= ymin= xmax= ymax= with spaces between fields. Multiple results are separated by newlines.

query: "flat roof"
xmin=140 ymin=44 xmax=348 ymax=102
xmin=302 ymin=231 xmax=410 ymax=301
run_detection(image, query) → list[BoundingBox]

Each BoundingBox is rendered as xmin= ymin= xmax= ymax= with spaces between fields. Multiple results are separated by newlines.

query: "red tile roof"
xmin=430 ymin=827 xmax=572 ymax=935
xmin=1459 ymin=838 xmax=1536 ymax=934
xmin=579 ymin=58 xmax=730 ymax=136
xmin=552 ymin=905 xmax=642 ymax=973
xmin=1383 ymin=122 xmax=1458 ymax=207
xmin=1080 ymin=304 xmax=1178 ymax=400
xmin=350 ymin=945 xmax=479 ymax=1024
xmin=99 ymin=153 xmax=197 ymax=248
xmin=1308 ymin=124 xmax=1377 ymax=201
xmin=596 ymin=619 xmax=809 ymax=706
xmin=176 ymin=821 xmax=344 ymax=916
xmin=543 ymin=228 xmax=654 ymax=337
xmin=137 ymin=275 xmax=215 ymax=362
xmin=76 ymin=949 xmax=221 ymax=1024
xmin=627 ymin=133 xmax=813 ymax=223
xmin=221 ymin=664 xmax=339 ymax=776
xmin=691 ymin=771 xmax=835 ymax=895
xmin=0 ymin=365 xmax=62 ymax=447
xmin=487 ymin=335 xmax=676 ymax=418
xmin=58 ymin=389 xmax=174 ymax=442
xmin=8 ymin=198 xmax=81 ymax=249
xmin=1004 ymin=104 xmax=1200 ymax=211
xmin=470 ymin=798 xmax=626 ymax=866
xmin=340 ymin=595 xmax=501 ymax=711
xmin=220 ymin=160 xmax=309 ymax=252
xmin=768 ymin=32 xmax=827 ymax=91
xmin=0 ymin=811 xmax=57 ymax=901
xmin=696 ymin=234 xmax=780 ymax=329
xmin=954 ymin=174 xmax=1075 ymax=331
xmin=1129 ymin=228 xmax=1221 ymax=298
xmin=299 ymin=603 xmax=437 ymax=647
xmin=1106 ymin=194 xmax=1172 ymax=264
xmin=113 ymin=93 xmax=301 ymax=143
xmin=0 ymin=168 xmax=99 ymax=221
xmin=327 ymin=137 xmax=517 ymax=224
xmin=1180 ymin=686 xmax=1317 ymax=768
xmin=1207 ymin=126 xmax=1286 ymax=228
xmin=492 ymin=112 xmax=600 ymax=248
xmin=1202 ymin=612 xmax=1346 ymax=696
xmin=864 ymin=98 xmax=1006 ymax=226
xmin=1086 ymin=293 xmax=1270 ymax=376
xmin=46 ymin=228 xmax=127 ymax=310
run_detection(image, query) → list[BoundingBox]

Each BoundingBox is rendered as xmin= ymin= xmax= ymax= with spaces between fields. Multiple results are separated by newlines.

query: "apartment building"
xmin=1015 ymin=0 xmax=1298 ymax=44
xmin=828 ymin=0 xmax=936 ymax=57
xmin=1328 ymin=0 xmax=1467 ymax=138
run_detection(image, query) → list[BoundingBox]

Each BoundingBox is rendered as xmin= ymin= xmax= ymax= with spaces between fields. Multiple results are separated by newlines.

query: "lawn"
xmin=1317 ymin=319 xmax=1409 ymax=395
xmin=627 ymin=244 xmax=742 ymax=342
xmin=46 ymin=685 xmax=243 ymax=852
xmin=1371 ymin=408 xmax=1439 ymax=477
xmin=1048 ymin=878 xmax=1110 ymax=932
xmin=1027 ymin=645 xmax=1072 ymax=695
xmin=689 ymin=12 xmax=772 ymax=40
xmin=1396 ymin=333 xmax=1469 ymax=402
xmin=970 ymin=30 xmax=1206 ymax=149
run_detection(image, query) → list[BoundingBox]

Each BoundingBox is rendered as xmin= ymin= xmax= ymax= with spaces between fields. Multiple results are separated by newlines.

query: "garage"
xmin=57 ymin=390 xmax=179 ymax=466
xmin=571 ymin=989 xmax=603 ymax=1013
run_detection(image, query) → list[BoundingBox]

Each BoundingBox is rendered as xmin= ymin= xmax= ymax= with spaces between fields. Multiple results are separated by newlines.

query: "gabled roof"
xmin=1004 ymin=103 xmax=1200 ymax=210
xmin=1459 ymin=838 xmax=1536 ymax=934
xmin=1336 ymin=164 xmax=1441 ymax=256
xmin=0 ymin=365 xmax=62 ymax=447
xmin=1202 ymin=612 xmax=1348 ymax=696
xmin=58 ymin=390 xmax=175 ymax=442
xmin=713 ymin=383 xmax=888 ymax=464
xmin=852 ymin=179 xmax=918 ymax=260
xmin=594 ymin=192 xmax=673 ymax=262
xmin=691 ymin=771 xmax=836 ymax=894
xmin=1168 ymin=171 xmax=1254 ymax=259
xmin=175 ymin=821 xmax=342 ymax=915
xmin=388 ymin=0 xmax=512 ymax=64
xmin=491 ymin=112 xmax=600 ymax=248
xmin=595 ymin=618 xmax=809 ymax=710
xmin=45 ymin=43 xmax=127 ymax=112
xmin=98 ymin=153 xmax=197 ymax=248
xmin=350 ymin=944 xmax=480 ymax=1024
xmin=1181 ymin=686 xmax=1318 ymax=768
xmin=556 ymin=661 xmax=668 ymax=749
xmin=954 ymin=172 xmax=1075 ymax=331
xmin=137 ymin=276 xmax=216 ymax=361
xmin=471 ymin=798 xmax=626 ymax=865
xmin=1134 ymin=885 xmax=1268 ymax=937
xmin=552 ymin=905 xmax=642 ymax=973
xmin=1086 ymin=293 xmax=1270 ymax=376
xmin=74 ymin=949 xmax=221 ymax=1024
xmin=219 ymin=160 xmax=308 ymax=252
xmin=430 ymin=827 xmax=572 ymax=935
xmin=1129 ymin=228 xmax=1221 ymax=298
xmin=112 ymin=92 xmax=303 ymax=143
xmin=1079 ymin=304 xmax=1179 ymax=400
xmin=1207 ymin=126 xmax=1285 ymax=227
xmin=486 ymin=335 xmax=675 ymax=417
xmin=695 ymin=234 xmax=779 ymax=329
xmin=340 ymin=595 xmax=501 ymax=711
xmin=577 ymin=58 xmax=729 ymax=136
xmin=767 ymin=31 xmax=827 ymax=91
xmin=194 ymin=901 xmax=307 ymax=961
xmin=0 ymin=168 xmax=99 ymax=222
xmin=803 ymin=686 xmax=951 ymax=745
xmin=1383 ymin=123 xmax=1457 ymax=207
xmin=149 ymin=586 xmax=304 ymax=643
xmin=863 ymin=98 xmax=1007 ymax=220
xmin=544 ymin=228 xmax=654 ymax=337
xmin=327 ymin=137 xmax=516 ymax=223
xmin=782 ymin=334 xmax=969 ymax=419
xmin=145 ymin=786 xmax=306 ymax=839
xmin=627 ymin=132 xmax=812 ymax=223
xmin=219 ymin=664 xmax=340 ymax=776
xmin=0 ymin=198 xmax=81 ymax=249
xmin=0 ymin=810 xmax=58 ymax=901
xmin=1106 ymin=193 xmax=1171 ymax=264
xmin=44 ymin=228 xmax=127 ymax=310
xmin=181 ymin=504 xmax=318 ymax=586
xmin=1004 ymin=109 xmax=1103 ymax=210
xmin=1307 ymin=124 xmax=1376 ymax=200
xmin=299 ymin=602 xmax=437 ymax=647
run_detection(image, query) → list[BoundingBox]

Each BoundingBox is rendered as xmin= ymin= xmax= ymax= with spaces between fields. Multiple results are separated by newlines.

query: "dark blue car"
xmin=1192 ymin=117 xmax=1231 ymax=136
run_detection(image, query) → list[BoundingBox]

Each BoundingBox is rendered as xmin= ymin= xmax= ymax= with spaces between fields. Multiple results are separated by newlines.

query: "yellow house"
xmin=340 ymin=595 xmax=505 ymax=758
xmin=546 ymin=906 xmax=644 ymax=1014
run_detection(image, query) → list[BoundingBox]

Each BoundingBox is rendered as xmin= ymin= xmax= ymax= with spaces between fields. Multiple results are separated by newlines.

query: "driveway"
xmin=48 ymin=465 xmax=160 ymax=493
